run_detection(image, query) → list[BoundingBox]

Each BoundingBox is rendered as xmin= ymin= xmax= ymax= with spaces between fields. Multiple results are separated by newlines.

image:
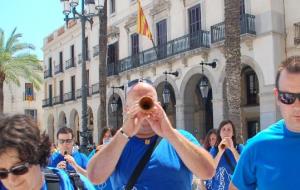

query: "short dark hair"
xmin=0 ymin=114 xmax=50 ymax=167
xmin=56 ymin=126 xmax=74 ymax=139
xmin=275 ymin=56 xmax=300 ymax=89
xmin=216 ymin=120 xmax=238 ymax=147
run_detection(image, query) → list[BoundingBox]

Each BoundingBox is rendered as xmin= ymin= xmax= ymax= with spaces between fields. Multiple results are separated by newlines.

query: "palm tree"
xmin=98 ymin=0 xmax=108 ymax=137
xmin=224 ymin=0 xmax=243 ymax=143
xmin=0 ymin=28 xmax=42 ymax=113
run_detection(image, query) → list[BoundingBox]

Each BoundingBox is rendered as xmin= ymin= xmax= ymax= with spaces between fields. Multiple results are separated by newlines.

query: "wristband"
xmin=120 ymin=128 xmax=131 ymax=140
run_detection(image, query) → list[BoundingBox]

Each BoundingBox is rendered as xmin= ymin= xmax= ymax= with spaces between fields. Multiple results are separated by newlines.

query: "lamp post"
xmin=111 ymin=86 xmax=124 ymax=128
xmin=162 ymin=71 xmax=178 ymax=109
xmin=60 ymin=0 xmax=104 ymax=154
xmin=198 ymin=60 xmax=216 ymax=135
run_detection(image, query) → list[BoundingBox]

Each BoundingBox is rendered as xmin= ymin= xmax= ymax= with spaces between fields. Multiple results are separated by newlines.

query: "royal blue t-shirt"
xmin=48 ymin=151 xmax=88 ymax=171
xmin=110 ymin=130 xmax=200 ymax=190
xmin=205 ymin=144 xmax=243 ymax=190
xmin=232 ymin=119 xmax=300 ymax=190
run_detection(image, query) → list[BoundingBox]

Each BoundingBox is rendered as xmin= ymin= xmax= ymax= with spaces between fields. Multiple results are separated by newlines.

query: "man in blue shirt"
xmin=48 ymin=127 xmax=88 ymax=176
xmin=230 ymin=56 xmax=300 ymax=190
xmin=88 ymin=79 xmax=215 ymax=189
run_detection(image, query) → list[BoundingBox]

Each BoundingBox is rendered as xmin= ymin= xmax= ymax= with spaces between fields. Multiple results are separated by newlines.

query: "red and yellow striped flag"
xmin=137 ymin=0 xmax=153 ymax=40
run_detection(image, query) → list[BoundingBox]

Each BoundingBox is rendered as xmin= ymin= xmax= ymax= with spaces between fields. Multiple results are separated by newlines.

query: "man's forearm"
xmin=166 ymin=129 xmax=216 ymax=179
xmin=87 ymin=130 xmax=129 ymax=184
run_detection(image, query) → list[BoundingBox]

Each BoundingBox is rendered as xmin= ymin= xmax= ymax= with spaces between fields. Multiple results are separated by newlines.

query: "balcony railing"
xmin=115 ymin=30 xmax=209 ymax=75
xmin=294 ymin=22 xmax=300 ymax=45
xmin=52 ymin=95 xmax=64 ymax=105
xmin=42 ymin=98 xmax=52 ymax=108
xmin=76 ymin=89 xmax=82 ymax=99
xmin=44 ymin=70 xmax=52 ymax=79
xmin=78 ymin=51 xmax=90 ymax=64
xmin=211 ymin=13 xmax=256 ymax=43
xmin=92 ymin=83 xmax=99 ymax=94
xmin=54 ymin=64 xmax=64 ymax=75
xmin=65 ymin=58 xmax=76 ymax=70
xmin=64 ymin=91 xmax=76 ymax=102
xmin=93 ymin=45 xmax=99 ymax=57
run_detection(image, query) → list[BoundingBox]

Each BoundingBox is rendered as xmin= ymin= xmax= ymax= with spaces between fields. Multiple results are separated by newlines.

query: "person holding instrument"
xmin=48 ymin=127 xmax=88 ymax=176
xmin=205 ymin=120 xmax=243 ymax=190
xmin=87 ymin=79 xmax=215 ymax=190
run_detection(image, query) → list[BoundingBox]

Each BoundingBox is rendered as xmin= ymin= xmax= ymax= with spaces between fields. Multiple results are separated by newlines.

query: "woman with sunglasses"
xmin=231 ymin=56 xmax=300 ymax=190
xmin=0 ymin=114 xmax=95 ymax=190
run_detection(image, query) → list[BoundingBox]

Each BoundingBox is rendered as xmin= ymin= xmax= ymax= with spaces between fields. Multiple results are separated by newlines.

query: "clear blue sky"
xmin=0 ymin=0 xmax=65 ymax=60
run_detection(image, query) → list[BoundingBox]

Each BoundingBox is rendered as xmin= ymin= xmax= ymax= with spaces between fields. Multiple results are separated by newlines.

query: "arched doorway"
xmin=58 ymin=111 xmax=67 ymax=128
xmin=70 ymin=109 xmax=80 ymax=145
xmin=241 ymin=65 xmax=260 ymax=140
xmin=108 ymin=93 xmax=123 ymax=130
xmin=183 ymin=74 xmax=213 ymax=142
xmin=87 ymin=107 xmax=94 ymax=145
xmin=156 ymin=81 xmax=176 ymax=128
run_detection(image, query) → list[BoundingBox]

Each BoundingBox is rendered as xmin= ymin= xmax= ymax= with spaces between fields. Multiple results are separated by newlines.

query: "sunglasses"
xmin=278 ymin=90 xmax=300 ymax=105
xmin=0 ymin=162 xmax=30 ymax=180
xmin=58 ymin=139 xmax=73 ymax=144
xmin=127 ymin=78 xmax=153 ymax=93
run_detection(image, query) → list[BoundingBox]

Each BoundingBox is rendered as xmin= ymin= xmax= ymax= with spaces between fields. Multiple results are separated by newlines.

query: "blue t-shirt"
xmin=111 ymin=129 xmax=200 ymax=190
xmin=48 ymin=151 xmax=88 ymax=171
xmin=206 ymin=144 xmax=243 ymax=190
xmin=232 ymin=119 xmax=300 ymax=190
xmin=88 ymin=149 xmax=113 ymax=190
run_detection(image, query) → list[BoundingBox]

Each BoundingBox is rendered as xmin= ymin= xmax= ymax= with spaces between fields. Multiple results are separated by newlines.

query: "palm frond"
xmin=11 ymin=43 xmax=35 ymax=53
xmin=5 ymin=28 xmax=22 ymax=51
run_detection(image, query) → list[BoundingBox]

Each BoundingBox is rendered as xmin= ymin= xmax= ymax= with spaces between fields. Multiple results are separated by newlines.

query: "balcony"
xmin=76 ymin=89 xmax=82 ymax=99
xmin=42 ymin=98 xmax=52 ymax=108
xmin=64 ymin=91 xmax=76 ymax=102
xmin=54 ymin=64 xmax=64 ymax=75
xmin=113 ymin=30 xmax=209 ymax=75
xmin=91 ymin=83 xmax=99 ymax=94
xmin=52 ymin=95 xmax=64 ymax=105
xmin=78 ymin=51 xmax=90 ymax=64
xmin=211 ymin=14 xmax=256 ymax=44
xmin=93 ymin=45 xmax=99 ymax=57
xmin=294 ymin=22 xmax=300 ymax=45
xmin=44 ymin=70 xmax=52 ymax=79
xmin=65 ymin=58 xmax=76 ymax=70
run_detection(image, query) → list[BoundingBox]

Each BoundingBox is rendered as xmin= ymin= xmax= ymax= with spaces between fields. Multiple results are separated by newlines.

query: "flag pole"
xmin=150 ymin=38 xmax=158 ymax=58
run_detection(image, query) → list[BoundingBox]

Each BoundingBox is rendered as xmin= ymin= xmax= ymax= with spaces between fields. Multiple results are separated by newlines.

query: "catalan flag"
xmin=137 ymin=0 xmax=153 ymax=40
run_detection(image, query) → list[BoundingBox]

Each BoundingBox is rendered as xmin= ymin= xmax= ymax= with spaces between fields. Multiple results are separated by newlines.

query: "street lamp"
xmin=111 ymin=86 xmax=124 ymax=128
xmin=198 ymin=60 xmax=216 ymax=136
xmin=162 ymin=71 xmax=178 ymax=107
xmin=60 ymin=0 xmax=104 ymax=154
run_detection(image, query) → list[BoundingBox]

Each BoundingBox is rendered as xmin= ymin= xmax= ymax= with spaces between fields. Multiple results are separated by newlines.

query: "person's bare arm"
xmin=87 ymin=102 xmax=145 ymax=184
xmin=147 ymin=102 xmax=216 ymax=179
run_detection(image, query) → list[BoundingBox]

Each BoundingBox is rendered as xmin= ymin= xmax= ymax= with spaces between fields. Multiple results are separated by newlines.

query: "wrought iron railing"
xmin=294 ymin=22 xmax=300 ymax=45
xmin=44 ymin=70 xmax=52 ymax=79
xmin=116 ymin=30 xmax=209 ymax=75
xmin=93 ymin=45 xmax=99 ymax=57
xmin=42 ymin=98 xmax=52 ymax=107
xmin=64 ymin=91 xmax=75 ymax=102
xmin=211 ymin=13 xmax=256 ymax=43
xmin=92 ymin=83 xmax=99 ymax=94
xmin=65 ymin=58 xmax=76 ymax=70
xmin=54 ymin=64 xmax=64 ymax=75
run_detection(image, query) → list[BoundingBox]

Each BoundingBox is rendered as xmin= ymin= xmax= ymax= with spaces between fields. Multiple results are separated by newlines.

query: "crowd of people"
xmin=0 ymin=57 xmax=299 ymax=190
